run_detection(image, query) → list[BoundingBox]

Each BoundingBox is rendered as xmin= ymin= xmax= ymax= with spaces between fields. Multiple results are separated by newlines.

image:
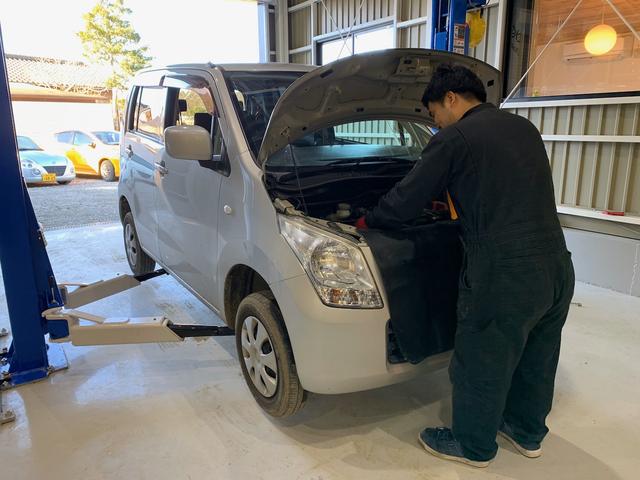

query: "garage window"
xmin=505 ymin=0 xmax=640 ymax=98
xmin=319 ymin=26 xmax=394 ymax=65
xmin=135 ymin=87 xmax=167 ymax=141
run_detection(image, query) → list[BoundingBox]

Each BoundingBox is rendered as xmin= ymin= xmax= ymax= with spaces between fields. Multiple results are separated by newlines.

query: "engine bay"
xmin=266 ymin=167 xmax=451 ymax=228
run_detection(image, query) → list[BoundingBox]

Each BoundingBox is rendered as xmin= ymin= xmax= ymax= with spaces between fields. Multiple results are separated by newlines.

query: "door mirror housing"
xmin=165 ymin=125 xmax=212 ymax=161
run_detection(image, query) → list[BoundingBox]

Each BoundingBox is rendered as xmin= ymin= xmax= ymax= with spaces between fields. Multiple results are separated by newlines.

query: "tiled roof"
xmin=6 ymin=54 xmax=111 ymax=94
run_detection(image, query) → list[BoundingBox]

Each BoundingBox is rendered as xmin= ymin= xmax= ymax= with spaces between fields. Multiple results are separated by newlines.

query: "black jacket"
xmin=365 ymin=103 xmax=563 ymax=241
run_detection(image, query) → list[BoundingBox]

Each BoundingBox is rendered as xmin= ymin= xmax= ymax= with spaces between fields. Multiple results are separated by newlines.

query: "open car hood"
xmin=257 ymin=48 xmax=501 ymax=165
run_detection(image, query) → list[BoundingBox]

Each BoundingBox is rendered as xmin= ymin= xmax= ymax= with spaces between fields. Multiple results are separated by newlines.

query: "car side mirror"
xmin=164 ymin=125 xmax=212 ymax=161
xmin=89 ymin=142 xmax=96 ymax=149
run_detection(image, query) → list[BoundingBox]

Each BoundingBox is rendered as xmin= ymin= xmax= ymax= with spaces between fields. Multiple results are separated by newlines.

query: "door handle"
xmin=125 ymin=145 xmax=133 ymax=158
xmin=155 ymin=162 xmax=168 ymax=176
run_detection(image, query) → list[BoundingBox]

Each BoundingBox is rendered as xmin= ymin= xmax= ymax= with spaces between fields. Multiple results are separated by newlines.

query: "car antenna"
xmin=288 ymin=144 xmax=309 ymax=215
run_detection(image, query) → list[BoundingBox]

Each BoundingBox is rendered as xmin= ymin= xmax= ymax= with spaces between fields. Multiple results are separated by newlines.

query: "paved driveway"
xmin=27 ymin=177 xmax=119 ymax=230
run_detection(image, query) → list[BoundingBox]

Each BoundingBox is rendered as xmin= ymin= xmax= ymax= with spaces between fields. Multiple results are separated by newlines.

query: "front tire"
xmin=100 ymin=160 xmax=116 ymax=181
xmin=123 ymin=212 xmax=156 ymax=275
xmin=236 ymin=292 xmax=305 ymax=417
xmin=57 ymin=180 xmax=72 ymax=185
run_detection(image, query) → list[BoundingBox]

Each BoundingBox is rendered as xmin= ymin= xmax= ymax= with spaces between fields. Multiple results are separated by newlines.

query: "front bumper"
xmin=23 ymin=172 xmax=76 ymax=184
xmin=270 ymin=273 xmax=451 ymax=394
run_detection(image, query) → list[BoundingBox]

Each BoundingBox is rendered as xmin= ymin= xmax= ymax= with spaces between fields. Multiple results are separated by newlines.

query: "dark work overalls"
xmin=365 ymin=103 xmax=575 ymax=461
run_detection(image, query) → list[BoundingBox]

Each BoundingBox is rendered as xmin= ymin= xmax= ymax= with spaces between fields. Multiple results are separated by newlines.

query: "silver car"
xmin=118 ymin=49 xmax=500 ymax=417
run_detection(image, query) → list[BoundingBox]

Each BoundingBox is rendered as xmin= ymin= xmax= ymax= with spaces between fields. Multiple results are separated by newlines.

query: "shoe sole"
xmin=498 ymin=431 xmax=542 ymax=458
xmin=418 ymin=434 xmax=491 ymax=468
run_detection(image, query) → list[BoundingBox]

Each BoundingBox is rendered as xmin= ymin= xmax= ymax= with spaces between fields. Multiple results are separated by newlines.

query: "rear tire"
xmin=100 ymin=160 xmax=116 ymax=182
xmin=123 ymin=212 xmax=156 ymax=275
xmin=235 ymin=292 xmax=306 ymax=417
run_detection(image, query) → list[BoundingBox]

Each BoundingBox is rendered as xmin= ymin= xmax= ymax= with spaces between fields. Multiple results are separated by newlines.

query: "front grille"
xmin=44 ymin=165 xmax=67 ymax=176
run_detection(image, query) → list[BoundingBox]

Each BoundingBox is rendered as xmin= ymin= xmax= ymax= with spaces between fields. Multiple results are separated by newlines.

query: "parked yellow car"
xmin=53 ymin=130 xmax=120 ymax=181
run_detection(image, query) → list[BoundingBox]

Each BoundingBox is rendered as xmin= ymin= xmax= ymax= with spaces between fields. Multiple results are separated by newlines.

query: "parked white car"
xmin=118 ymin=49 xmax=501 ymax=417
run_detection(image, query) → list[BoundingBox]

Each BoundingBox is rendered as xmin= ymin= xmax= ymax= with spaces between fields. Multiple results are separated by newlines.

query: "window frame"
xmin=316 ymin=23 xmax=394 ymax=66
xmin=502 ymin=0 xmax=640 ymax=101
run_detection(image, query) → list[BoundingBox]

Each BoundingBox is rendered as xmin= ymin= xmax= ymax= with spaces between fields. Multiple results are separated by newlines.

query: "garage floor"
xmin=1 ymin=224 xmax=639 ymax=480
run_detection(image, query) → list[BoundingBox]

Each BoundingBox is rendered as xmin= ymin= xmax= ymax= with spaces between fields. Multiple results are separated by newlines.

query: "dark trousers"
xmin=450 ymin=234 xmax=575 ymax=461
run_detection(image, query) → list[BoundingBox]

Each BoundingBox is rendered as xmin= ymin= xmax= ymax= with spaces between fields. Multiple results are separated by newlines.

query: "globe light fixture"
xmin=584 ymin=23 xmax=618 ymax=56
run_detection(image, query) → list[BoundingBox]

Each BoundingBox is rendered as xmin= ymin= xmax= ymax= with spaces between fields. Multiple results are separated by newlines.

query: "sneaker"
xmin=498 ymin=422 xmax=542 ymax=458
xmin=418 ymin=427 xmax=493 ymax=468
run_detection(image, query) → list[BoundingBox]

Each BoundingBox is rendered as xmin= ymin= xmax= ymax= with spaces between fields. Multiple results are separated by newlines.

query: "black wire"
xmin=289 ymin=146 xmax=309 ymax=215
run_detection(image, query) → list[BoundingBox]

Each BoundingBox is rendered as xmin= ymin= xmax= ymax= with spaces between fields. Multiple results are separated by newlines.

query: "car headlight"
xmin=21 ymin=161 xmax=34 ymax=169
xmin=279 ymin=215 xmax=382 ymax=309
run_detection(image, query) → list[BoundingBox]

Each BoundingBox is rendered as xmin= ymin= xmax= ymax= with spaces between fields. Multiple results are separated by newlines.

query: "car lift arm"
xmin=43 ymin=269 xmax=233 ymax=347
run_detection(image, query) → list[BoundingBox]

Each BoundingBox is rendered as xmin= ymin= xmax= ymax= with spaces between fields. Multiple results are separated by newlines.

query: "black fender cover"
xmin=361 ymin=221 xmax=462 ymax=364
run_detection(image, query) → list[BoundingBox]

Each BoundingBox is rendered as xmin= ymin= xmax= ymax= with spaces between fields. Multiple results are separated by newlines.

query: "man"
xmin=356 ymin=64 xmax=575 ymax=468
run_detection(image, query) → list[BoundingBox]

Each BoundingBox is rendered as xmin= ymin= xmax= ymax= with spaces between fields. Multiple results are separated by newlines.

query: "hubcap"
xmin=124 ymin=222 xmax=138 ymax=267
xmin=241 ymin=316 xmax=278 ymax=398
xmin=101 ymin=162 xmax=112 ymax=177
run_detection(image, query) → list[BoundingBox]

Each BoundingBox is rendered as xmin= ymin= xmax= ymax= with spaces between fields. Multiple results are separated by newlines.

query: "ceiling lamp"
xmin=584 ymin=23 xmax=618 ymax=56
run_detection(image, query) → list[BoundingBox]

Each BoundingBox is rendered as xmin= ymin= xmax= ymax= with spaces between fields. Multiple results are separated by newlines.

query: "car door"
xmin=55 ymin=131 xmax=87 ymax=173
xmin=155 ymin=71 xmax=228 ymax=307
xmin=122 ymin=85 xmax=168 ymax=259
xmin=69 ymin=131 xmax=100 ymax=174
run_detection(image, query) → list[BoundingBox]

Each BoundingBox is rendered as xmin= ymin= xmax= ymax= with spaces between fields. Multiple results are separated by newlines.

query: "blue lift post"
xmin=0 ymin=25 xmax=69 ymax=387
xmin=432 ymin=0 xmax=487 ymax=55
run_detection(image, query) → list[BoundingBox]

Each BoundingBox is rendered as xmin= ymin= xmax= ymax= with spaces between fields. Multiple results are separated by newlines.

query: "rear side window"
xmin=136 ymin=87 xmax=167 ymax=142
xmin=56 ymin=132 xmax=73 ymax=144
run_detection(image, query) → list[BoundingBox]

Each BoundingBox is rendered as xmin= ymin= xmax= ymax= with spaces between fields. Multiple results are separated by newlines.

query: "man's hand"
xmin=355 ymin=216 xmax=368 ymax=230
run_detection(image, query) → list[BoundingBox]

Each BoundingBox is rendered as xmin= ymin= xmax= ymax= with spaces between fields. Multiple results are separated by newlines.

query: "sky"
xmin=0 ymin=0 xmax=260 ymax=65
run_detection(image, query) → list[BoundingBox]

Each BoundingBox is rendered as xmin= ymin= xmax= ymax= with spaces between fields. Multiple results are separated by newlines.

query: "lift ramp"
xmin=43 ymin=269 xmax=234 ymax=347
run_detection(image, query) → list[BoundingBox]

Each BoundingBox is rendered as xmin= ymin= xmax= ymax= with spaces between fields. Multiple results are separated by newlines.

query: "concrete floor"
xmin=1 ymin=224 xmax=639 ymax=480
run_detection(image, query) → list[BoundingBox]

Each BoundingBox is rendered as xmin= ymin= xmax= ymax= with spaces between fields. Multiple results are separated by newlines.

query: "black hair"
xmin=422 ymin=63 xmax=487 ymax=105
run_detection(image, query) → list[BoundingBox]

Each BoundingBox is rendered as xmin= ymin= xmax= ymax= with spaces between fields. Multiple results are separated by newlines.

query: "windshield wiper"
xmin=326 ymin=156 xmax=415 ymax=166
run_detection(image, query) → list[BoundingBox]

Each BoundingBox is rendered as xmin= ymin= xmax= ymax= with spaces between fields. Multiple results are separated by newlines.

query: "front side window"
xmin=55 ymin=132 xmax=73 ymax=144
xmin=73 ymin=132 xmax=93 ymax=146
xmin=266 ymin=119 xmax=432 ymax=168
xmin=168 ymin=83 xmax=224 ymax=157
xmin=225 ymin=71 xmax=304 ymax=156
xmin=505 ymin=0 xmax=640 ymax=98
xmin=136 ymin=87 xmax=167 ymax=141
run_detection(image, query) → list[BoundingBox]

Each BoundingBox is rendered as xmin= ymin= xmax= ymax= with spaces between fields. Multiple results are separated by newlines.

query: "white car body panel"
xmin=118 ymin=51 xmax=495 ymax=394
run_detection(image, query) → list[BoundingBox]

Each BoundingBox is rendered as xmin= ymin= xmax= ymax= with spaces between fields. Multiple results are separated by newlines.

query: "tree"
xmin=77 ymin=0 xmax=152 ymax=127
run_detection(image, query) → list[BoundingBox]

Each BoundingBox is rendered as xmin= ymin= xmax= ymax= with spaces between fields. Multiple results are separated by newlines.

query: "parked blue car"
xmin=18 ymin=135 xmax=76 ymax=185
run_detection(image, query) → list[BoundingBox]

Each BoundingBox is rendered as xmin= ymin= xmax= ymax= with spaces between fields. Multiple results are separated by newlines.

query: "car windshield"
xmin=225 ymin=71 xmax=305 ymax=157
xmin=17 ymin=136 xmax=42 ymax=151
xmin=265 ymin=119 xmax=433 ymax=168
xmin=92 ymin=131 xmax=120 ymax=145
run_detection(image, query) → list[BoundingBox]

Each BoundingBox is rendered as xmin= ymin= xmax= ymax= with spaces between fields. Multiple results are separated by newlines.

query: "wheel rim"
xmin=101 ymin=161 xmax=112 ymax=178
xmin=241 ymin=316 xmax=278 ymax=398
xmin=124 ymin=222 xmax=138 ymax=267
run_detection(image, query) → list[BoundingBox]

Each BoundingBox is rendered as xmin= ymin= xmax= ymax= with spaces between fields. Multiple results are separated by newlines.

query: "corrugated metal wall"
xmin=506 ymin=101 xmax=640 ymax=216
xmin=283 ymin=0 xmax=639 ymax=220
xmin=286 ymin=0 xmax=502 ymax=68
